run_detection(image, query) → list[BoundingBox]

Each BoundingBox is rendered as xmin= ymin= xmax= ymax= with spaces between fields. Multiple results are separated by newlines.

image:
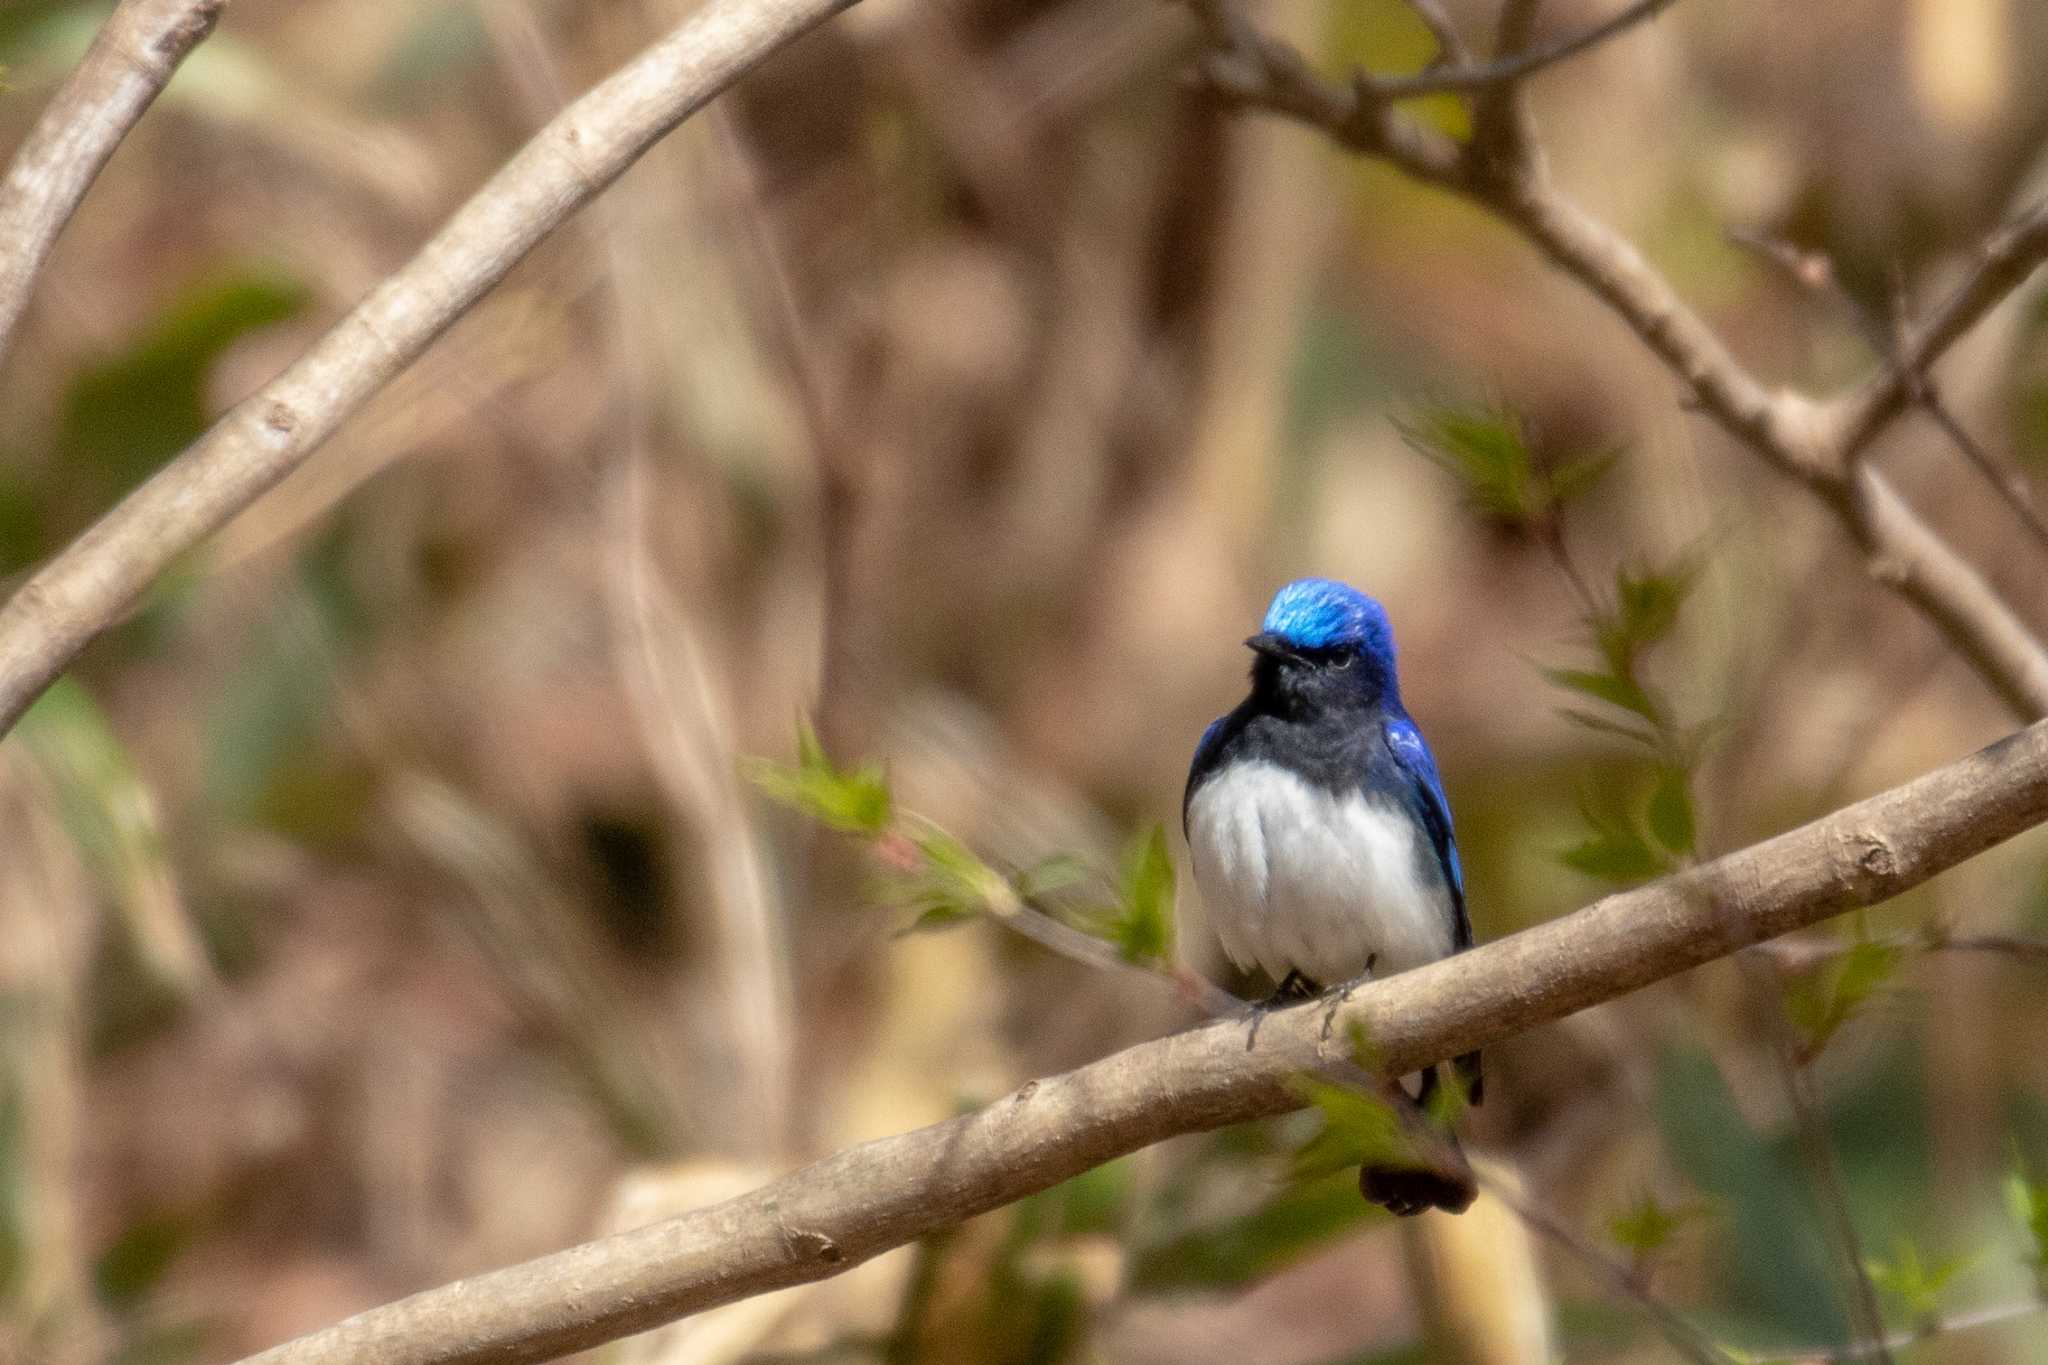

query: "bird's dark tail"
xmin=1360 ymin=1129 xmax=1477 ymax=1216
xmin=1456 ymin=1049 xmax=1484 ymax=1107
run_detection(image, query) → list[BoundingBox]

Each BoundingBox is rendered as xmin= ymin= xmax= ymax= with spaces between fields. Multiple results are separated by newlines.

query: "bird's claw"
xmin=1318 ymin=954 xmax=1376 ymax=1044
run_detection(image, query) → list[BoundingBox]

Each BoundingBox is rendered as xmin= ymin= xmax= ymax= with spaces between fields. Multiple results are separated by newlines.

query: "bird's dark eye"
xmin=1329 ymin=651 xmax=1355 ymax=671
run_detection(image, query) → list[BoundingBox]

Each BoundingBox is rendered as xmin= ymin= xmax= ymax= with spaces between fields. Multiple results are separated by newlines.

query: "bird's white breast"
xmin=1185 ymin=760 xmax=1455 ymax=987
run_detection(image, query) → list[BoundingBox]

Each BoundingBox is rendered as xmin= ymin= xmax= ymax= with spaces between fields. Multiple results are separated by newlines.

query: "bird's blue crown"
xmin=1261 ymin=578 xmax=1395 ymax=659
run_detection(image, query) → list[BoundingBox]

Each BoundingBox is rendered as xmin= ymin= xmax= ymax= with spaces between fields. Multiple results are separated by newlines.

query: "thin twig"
xmin=1740 ymin=956 xmax=1893 ymax=1363
xmin=1786 ymin=1296 xmax=2047 ymax=1362
xmin=1832 ymin=200 xmax=2048 ymax=459
xmin=234 ymin=717 xmax=2048 ymax=1365
xmin=1918 ymin=397 xmax=2048 ymax=552
xmin=1489 ymin=1183 xmax=1740 ymax=1365
xmin=1188 ymin=1 xmax=2048 ymax=720
xmin=0 ymin=0 xmax=862 ymax=741
xmin=1370 ymin=0 xmax=1679 ymax=100
xmin=1729 ymin=228 xmax=2048 ymax=553
xmin=1401 ymin=0 xmax=1473 ymax=67
xmin=1755 ymin=931 xmax=2048 ymax=971
xmin=0 ymin=0 xmax=227 ymax=369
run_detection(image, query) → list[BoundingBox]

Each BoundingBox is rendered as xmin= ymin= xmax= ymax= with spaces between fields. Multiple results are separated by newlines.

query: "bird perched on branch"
xmin=1184 ymin=577 xmax=1480 ymax=1215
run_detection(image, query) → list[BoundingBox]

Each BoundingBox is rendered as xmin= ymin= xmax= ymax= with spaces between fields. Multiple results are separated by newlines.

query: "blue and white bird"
xmin=1183 ymin=578 xmax=1482 ymax=1114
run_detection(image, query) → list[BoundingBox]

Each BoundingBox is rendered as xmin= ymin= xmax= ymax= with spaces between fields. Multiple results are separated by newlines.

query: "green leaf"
xmin=1607 ymin=1191 xmax=1712 ymax=1257
xmin=881 ymin=827 xmax=1009 ymax=929
xmin=1593 ymin=560 xmax=1697 ymax=679
xmin=18 ymin=678 xmax=208 ymax=996
xmin=1556 ymin=707 xmax=1663 ymax=749
xmin=2003 ymin=1162 xmax=2048 ymax=1291
xmin=1126 ymin=1170 xmax=1378 ymax=1291
xmin=95 ymin=1211 xmax=196 ymax=1307
xmin=1014 ymin=854 xmax=1090 ymax=901
xmin=1397 ymin=406 xmax=1538 ymax=524
xmin=1865 ymin=1234 xmax=1971 ymax=1323
xmin=1288 ymin=1079 xmax=1413 ymax=1181
xmin=743 ymin=719 xmax=892 ymax=835
xmin=1111 ymin=825 xmax=1176 ymax=964
xmin=1543 ymin=667 xmax=1660 ymax=724
xmin=1646 ymin=767 xmax=1696 ymax=857
xmin=61 ymin=273 xmax=309 ymax=493
xmin=1560 ymin=824 xmax=1669 ymax=883
xmin=1549 ymin=448 xmax=1621 ymax=505
xmin=895 ymin=903 xmax=978 ymax=936
xmin=1782 ymin=938 xmax=1902 ymax=1059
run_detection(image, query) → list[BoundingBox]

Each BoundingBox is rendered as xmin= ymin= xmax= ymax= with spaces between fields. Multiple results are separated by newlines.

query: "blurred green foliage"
xmin=1 ymin=270 xmax=307 ymax=579
xmin=60 ymin=275 xmax=307 ymax=493
xmin=1780 ymin=934 xmax=1903 ymax=1064
xmin=1403 ymin=402 xmax=1709 ymax=887
xmin=1864 ymin=1233 xmax=1972 ymax=1328
xmin=2004 ymin=1161 xmax=2048 ymax=1296
xmin=748 ymin=721 xmax=1177 ymax=967
xmin=1398 ymin=405 xmax=1616 ymax=530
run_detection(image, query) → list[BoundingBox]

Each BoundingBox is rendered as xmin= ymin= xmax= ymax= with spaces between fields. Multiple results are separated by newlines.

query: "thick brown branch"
xmin=0 ymin=0 xmax=857 ymax=740
xmin=239 ymin=718 xmax=2048 ymax=1365
xmin=0 ymin=0 xmax=227 ymax=369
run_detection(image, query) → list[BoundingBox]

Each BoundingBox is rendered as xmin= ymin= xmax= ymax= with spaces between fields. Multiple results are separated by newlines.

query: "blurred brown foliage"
xmin=4 ymin=0 xmax=2048 ymax=1361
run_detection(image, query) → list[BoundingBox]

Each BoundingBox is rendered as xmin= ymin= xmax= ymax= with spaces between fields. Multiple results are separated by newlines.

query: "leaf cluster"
xmin=745 ymin=721 xmax=1175 ymax=966
xmin=741 ymin=719 xmax=892 ymax=835
xmin=1546 ymin=555 xmax=1716 ymax=884
xmin=1606 ymin=1190 xmax=1715 ymax=1265
xmin=1864 ymin=1234 xmax=1972 ymax=1327
xmin=1397 ymin=404 xmax=1615 ymax=530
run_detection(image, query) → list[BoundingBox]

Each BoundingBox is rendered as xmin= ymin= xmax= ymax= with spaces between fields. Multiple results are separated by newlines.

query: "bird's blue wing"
xmin=1182 ymin=716 xmax=1230 ymax=834
xmin=1384 ymin=711 xmax=1483 ymax=1103
xmin=1381 ymin=714 xmax=1468 ymax=947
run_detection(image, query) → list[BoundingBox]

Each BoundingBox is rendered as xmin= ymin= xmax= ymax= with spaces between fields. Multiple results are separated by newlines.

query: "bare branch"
xmin=1370 ymin=0 xmax=1679 ymax=99
xmin=1730 ymin=228 xmax=2048 ymax=554
xmin=237 ymin=719 xmax=2048 ymax=1365
xmin=1187 ymin=5 xmax=2048 ymax=720
xmin=1795 ymin=1297 xmax=2047 ymax=1362
xmin=1400 ymin=0 xmax=1473 ymax=67
xmin=1831 ymin=199 xmax=2048 ymax=459
xmin=0 ymin=0 xmax=858 ymax=741
xmin=0 ymin=0 xmax=227 ymax=369
xmin=1842 ymin=464 xmax=2048 ymax=719
xmin=1756 ymin=930 xmax=2048 ymax=971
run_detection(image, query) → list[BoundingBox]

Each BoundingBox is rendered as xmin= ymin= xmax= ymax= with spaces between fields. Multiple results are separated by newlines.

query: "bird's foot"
xmin=1318 ymin=955 xmax=1377 ymax=1044
xmin=1243 ymin=970 xmax=1322 ymax=1051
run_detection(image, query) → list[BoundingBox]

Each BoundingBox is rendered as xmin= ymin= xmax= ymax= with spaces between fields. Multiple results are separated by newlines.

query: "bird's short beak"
xmin=1245 ymin=632 xmax=1294 ymax=660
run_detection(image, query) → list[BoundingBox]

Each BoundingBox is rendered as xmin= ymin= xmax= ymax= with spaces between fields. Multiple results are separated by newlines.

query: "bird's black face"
xmin=1246 ymin=632 xmax=1384 ymax=714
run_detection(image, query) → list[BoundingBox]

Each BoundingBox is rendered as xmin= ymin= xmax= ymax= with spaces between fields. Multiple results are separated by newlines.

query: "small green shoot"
xmin=1865 ymin=1234 xmax=1973 ymax=1328
xmin=2003 ymin=1156 xmax=2048 ymax=1295
xmin=743 ymin=717 xmax=892 ymax=835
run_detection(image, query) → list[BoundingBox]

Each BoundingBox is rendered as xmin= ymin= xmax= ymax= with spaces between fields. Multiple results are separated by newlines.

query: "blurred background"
xmin=4 ymin=0 xmax=2048 ymax=1360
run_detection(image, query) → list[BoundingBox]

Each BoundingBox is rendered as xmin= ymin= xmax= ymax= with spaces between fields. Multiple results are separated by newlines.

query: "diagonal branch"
xmin=1729 ymin=228 xmax=2048 ymax=554
xmin=0 ymin=0 xmax=859 ymax=741
xmin=1187 ymin=2 xmax=2048 ymax=720
xmin=237 ymin=717 xmax=2048 ymax=1365
xmin=0 ymin=0 xmax=228 ymax=370
xmin=1372 ymin=0 xmax=1679 ymax=100
xmin=1831 ymin=199 xmax=2048 ymax=460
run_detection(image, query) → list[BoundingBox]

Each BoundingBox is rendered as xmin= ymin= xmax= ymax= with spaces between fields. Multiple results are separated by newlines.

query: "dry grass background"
xmin=4 ymin=0 xmax=2048 ymax=1361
